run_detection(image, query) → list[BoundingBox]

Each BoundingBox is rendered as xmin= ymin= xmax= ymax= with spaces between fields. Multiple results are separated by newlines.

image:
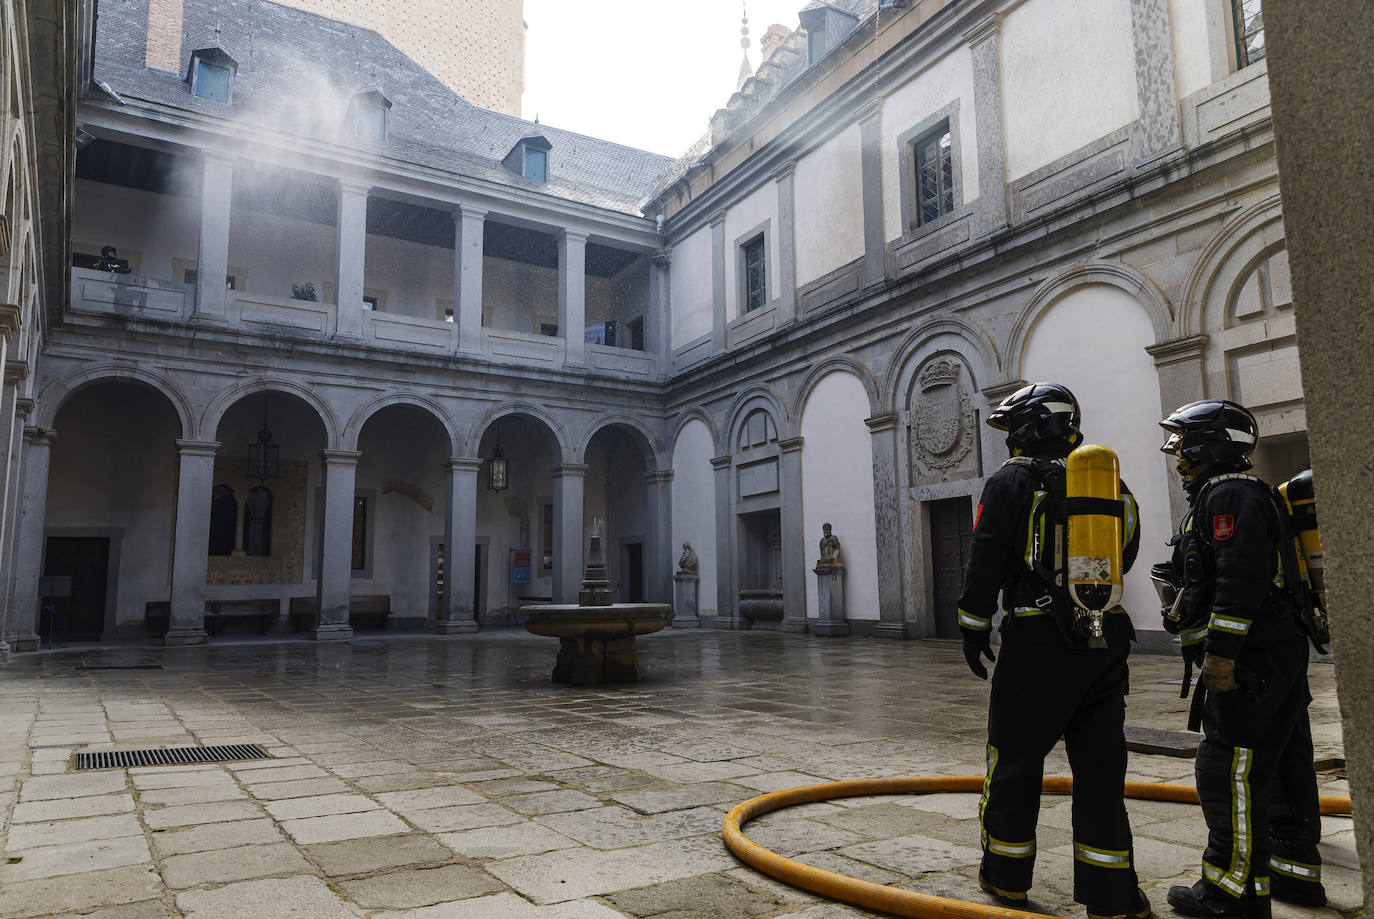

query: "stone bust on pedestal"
xmin=818 ymin=523 xmax=841 ymax=567
xmin=678 ymin=542 xmax=698 ymax=573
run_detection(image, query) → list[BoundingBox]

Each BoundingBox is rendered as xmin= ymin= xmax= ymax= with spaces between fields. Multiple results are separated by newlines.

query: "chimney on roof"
xmin=145 ymin=0 xmax=184 ymax=73
xmin=760 ymin=24 xmax=791 ymax=62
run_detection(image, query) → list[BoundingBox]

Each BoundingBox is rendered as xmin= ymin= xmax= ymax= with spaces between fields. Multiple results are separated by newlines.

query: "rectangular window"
xmin=539 ymin=322 xmax=559 ymax=337
xmin=524 ymin=148 xmax=547 ymax=181
xmin=807 ymin=28 xmax=827 ymax=65
xmin=192 ymin=61 xmax=232 ymax=102
xmin=355 ymin=101 xmax=387 ymax=144
xmin=362 ymin=296 xmax=378 ymax=311
xmin=743 ymin=236 xmax=766 ymax=312
xmin=1232 ymin=0 xmax=1264 ymax=68
xmin=542 ymin=503 xmax=554 ymax=571
xmin=183 ymin=268 xmax=235 ymax=289
xmin=915 ymin=124 xmax=954 ymax=226
xmin=351 ymin=497 xmax=368 ymax=570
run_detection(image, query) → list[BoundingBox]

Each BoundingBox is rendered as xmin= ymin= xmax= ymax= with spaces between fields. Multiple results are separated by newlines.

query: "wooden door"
xmin=929 ymin=498 xmax=974 ymax=639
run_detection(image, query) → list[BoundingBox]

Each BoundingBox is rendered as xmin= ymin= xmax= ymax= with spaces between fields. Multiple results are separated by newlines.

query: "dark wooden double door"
xmin=929 ymin=497 xmax=974 ymax=639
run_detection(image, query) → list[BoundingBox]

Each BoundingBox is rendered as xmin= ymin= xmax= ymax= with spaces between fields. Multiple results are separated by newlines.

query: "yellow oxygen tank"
xmin=1279 ymin=469 xmax=1324 ymax=603
xmin=1066 ymin=444 xmax=1124 ymax=649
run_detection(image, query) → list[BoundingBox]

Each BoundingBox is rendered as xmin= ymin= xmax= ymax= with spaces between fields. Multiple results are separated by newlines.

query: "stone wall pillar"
xmin=454 ymin=204 xmax=486 ymax=353
xmin=867 ymin=412 xmax=907 ymax=638
xmin=644 ymin=469 xmax=673 ymax=603
xmin=0 ymin=360 xmax=27 ymax=569
xmin=194 ymin=151 xmax=234 ymax=322
xmin=315 ymin=449 xmax=360 ymax=640
xmin=710 ymin=454 xmax=737 ymax=628
xmin=9 ymin=426 xmax=55 ymax=652
xmin=710 ymin=212 xmax=727 ymax=354
xmin=773 ymin=162 xmax=798 ymax=324
xmin=551 ymin=463 xmax=587 ymax=604
xmin=166 ymin=440 xmax=218 ymax=646
xmin=0 ymin=386 xmax=24 ymax=660
xmin=1127 ymin=0 xmax=1183 ymax=163
xmin=1147 ymin=334 xmax=1208 ymax=521
xmin=967 ymin=14 xmax=1009 ymax=236
xmin=649 ymin=252 xmax=671 ymax=374
xmin=334 ymin=180 xmax=370 ymax=339
xmin=440 ymin=457 xmax=481 ymax=633
xmin=778 ymin=436 xmax=808 ymax=633
xmin=558 ymin=230 xmax=588 ymax=367
xmin=858 ymin=103 xmax=887 ymax=287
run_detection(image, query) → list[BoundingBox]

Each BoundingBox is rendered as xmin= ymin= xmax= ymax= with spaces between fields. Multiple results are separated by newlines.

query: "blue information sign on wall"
xmin=510 ymin=549 xmax=532 ymax=585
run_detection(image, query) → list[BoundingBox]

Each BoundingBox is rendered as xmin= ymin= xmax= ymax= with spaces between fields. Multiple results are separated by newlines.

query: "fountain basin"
xmin=521 ymin=603 xmax=671 ymax=684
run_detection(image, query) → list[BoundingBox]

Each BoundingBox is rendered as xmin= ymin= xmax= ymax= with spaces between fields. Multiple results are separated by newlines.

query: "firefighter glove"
xmin=1201 ymin=653 xmax=1238 ymax=692
xmin=962 ymin=630 xmax=996 ymax=680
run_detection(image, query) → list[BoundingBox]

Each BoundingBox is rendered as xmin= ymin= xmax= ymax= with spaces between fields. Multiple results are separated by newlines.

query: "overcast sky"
xmin=521 ymin=0 xmax=807 ymax=158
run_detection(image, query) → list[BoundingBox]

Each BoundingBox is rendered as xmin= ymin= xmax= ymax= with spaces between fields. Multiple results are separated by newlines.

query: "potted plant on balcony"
xmin=290 ymin=281 xmax=318 ymax=302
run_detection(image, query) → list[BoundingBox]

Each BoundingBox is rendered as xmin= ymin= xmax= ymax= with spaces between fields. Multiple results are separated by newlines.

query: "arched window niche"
xmin=208 ymin=484 xmax=237 ymax=555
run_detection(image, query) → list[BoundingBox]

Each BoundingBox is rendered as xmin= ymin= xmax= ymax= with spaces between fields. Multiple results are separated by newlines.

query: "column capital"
xmin=0 ymin=302 xmax=21 ymax=341
xmin=337 ymin=178 xmax=372 ymax=198
xmin=778 ymin=436 xmax=804 ymax=454
xmin=708 ymin=210 xmax=727 ymax=229
xmin=865 ymin=412 xmax=900 ymax=434
xmin=560 ymin=228 xmax=590 ymax=244
xmin=15 ymin=397 xmax=34 ymax=418
xmin=771 ymin=160 xmax=797 ymax=182
xmin=321 ymin=449 xmax=363 ymax=466
xmin=200 ymin=148 xmax=236 ymax=168
xmin=644 ymin=469 xmax=674 ymax=485
xmin=1146 ymin=334 xmax=1209 ymax=367
xmin=855 ymin=98 xmax=882 ymax=125
xmin=649 ymin=251 xmax=672 ymax=269
xmin=3 ymin=357 xmax=30 ymax=385
xmin=22 ymin=426 xmax=55 ymax=446
xmin=964 ymin=12 xmax=1002 ymax=47
xmin=444 ymin=456 xmax=484 ymax=473
xmin=710 ymin=454 xmax=732 ymax=470
xmin=453 ymin=203 xmax=489 ymax=221
xmin=982 ymin=379 xmax=1026 ymax=401
xmin=550 ymin=462 xmax=589 ymax=479
xmin=175 ymin=439 xmax=221 ymax=457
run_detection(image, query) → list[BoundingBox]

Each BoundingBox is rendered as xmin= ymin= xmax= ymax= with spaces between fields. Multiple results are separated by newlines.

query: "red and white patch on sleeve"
xmin=1213 ymin=514 xmax=1235 ymax=541
xmin=973 ymin=504 xmax=984 ymax=531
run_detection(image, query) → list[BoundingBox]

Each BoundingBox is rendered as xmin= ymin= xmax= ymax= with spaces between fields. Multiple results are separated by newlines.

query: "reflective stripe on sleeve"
xmin=1180 ymin=626 xmax=1207 ymax=646
xmin=1073 ymin=842 xmax=1131 ymax=868
xmin=1209 ymin=615 xmax=1252 ymax=636
xmin=959 ymin=609 xmax=991 ymax=630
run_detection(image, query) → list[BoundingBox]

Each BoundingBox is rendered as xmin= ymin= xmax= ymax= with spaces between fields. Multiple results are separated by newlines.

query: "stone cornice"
xmin=964 ymin=12 xmax=1002 ymax=48
xmin=175 ymin=439 xmax=221 ymax=456
xmin=778 ymin=435 xmax=805 ymax=453
xmin=321 ymin=449 xmax=363 ymax=465
xmin=3 ymin=358 xmax=30 ymax=385
xmin=550 ymin=463 xmax=589 ymax=478
xmin=0 ymin=303 xmax=21 ymax=341
xmin=982 ymin=379 xmax=1025 ymax=401
xmin=865 ymin=412 xmax=900 ymax=433
xmin=643 ymin=470 xmax=674 ymax=485
xmin=444 ymin=457 xmax=484 ymax=473
xmin=23 ymin=426 xmax=56 ymax=446
xmin=710 ymin=455 xmax=732 ymax=470
xmin=1146 ymin=334 xmax=1209 ymax=367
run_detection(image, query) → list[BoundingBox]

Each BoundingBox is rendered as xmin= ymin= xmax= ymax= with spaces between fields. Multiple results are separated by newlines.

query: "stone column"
xmin=1147 ymin=335 xmax=1208 ymax=520
xmin=0 ymin=383 xmax=22 ymax=661
xmin=1128 ymin=0 xmax=1183 ymax=164
xmin=967 ymin=14 xmax=1009 ymax=237
xmin=9 ymin=426 xmax=55 ymax=652
xmin=858 ymin=102 xmax=887 ymax=288
xmin=710 ymin=455 xmax=737 ymax=628
xmin=0 ymin=360 xmax=27 ymax=565
xmin=644 ymin=469 xmax=673 ymax=603
xmin=773 ymin=162 xmax=798 ymax=324
xmin=777 ymin=436 xmax=808 ymax=633
xmin=166 ymin=440 xmax=219 ymax=646
xmin=649 ymin=252 xmax=671 ymax=374
xmin=558 ymin=230 xmax=588 ymax=367
xmin=194 ymin=151 xmax=234 ymax=322
xmin=0 ymin=398 xmax=31 ymax=655
xmin=709 ymin=212 xmax=727 ymax=354
xmin=453 ymin=204 xmax=487 ymax=354
xmin=334 ymin=180 xmax=370 ymax=339
xmin=551 ymin=463 xmax=587 ymax=604
xmin=315 ymin=449 xmax=360 ymax=640
xmin=867 ymin=413 xmax=908 ymax=639
xmin=439 ymin=457 xmax=481 ymax=634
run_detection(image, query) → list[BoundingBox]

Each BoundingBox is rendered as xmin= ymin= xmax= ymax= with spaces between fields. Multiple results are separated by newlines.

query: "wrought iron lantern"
xmin=487 ymin=425 xmax=509 ymax=493
xmin=247 ymin=394 xmax=280 ymax=482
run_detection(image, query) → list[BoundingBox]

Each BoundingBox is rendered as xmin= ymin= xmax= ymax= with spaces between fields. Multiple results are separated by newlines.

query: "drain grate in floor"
xmin=75 ymin=744 xmax=270 ymax=770
xmin=76 ymin=664 xmax=164 ymax=670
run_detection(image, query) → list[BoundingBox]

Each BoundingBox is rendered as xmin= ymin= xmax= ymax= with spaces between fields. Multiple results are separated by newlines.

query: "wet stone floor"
xmin=0 ymin=630 xmax=1355 ymax=919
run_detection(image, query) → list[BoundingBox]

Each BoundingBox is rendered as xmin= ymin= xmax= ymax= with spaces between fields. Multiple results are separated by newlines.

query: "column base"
xmin=670 ymin=616 xmax=701 ymax=628
xmin=811 ymin=619 xmax=851 ymax=637
xmin=706 ymin=615 xmax=742 ymax=630
xmin=874 ymin=621 xmax=909 ymax=640
xmin=435 ymin=619 xmax=479 ymax=635
xmin=164 ymin=627 xmax=208 ymax=647
xmin=313 ymin=624 xmax=355 ymax=641
xmin=780 ymin=616 xmax=810 ymax=633
xmin=10 ymin=634 xmax=39 ymax=652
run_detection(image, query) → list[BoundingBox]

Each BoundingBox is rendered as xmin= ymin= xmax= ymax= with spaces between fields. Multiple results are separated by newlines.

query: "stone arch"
xmin=37 ymin=362 xmax=196 ymax=438
xmin=343 ymin=392 xmax=460 ymax=455
xmin=1178 ymin=192 xmax=1285 ymax=338
xmin=725 ymin=383 xmax=789 ymax=446
xmin=201 ymin=377 xmax=341 ymax=448
xmin=1004 ymin=260 xmax=1174 ymax=385
xmin=468 ymin=401 xmax=572 ymax=461
xmin=883 ymin=315 xmax=1000 ymax=414
xmin=671 ymin=406 xmax=723 ymax=458
xmin=791 ymin=355 xmax=880 ymax=424
xmin=575 ymin=413 xmax=666 ymax=471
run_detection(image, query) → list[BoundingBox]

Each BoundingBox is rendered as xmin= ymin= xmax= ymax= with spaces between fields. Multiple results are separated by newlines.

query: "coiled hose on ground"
xmin=721 ymin=775 xmax=1353 ymax=919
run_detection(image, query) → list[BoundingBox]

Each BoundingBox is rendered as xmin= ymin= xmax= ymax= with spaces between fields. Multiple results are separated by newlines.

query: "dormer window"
xmin=799 ymin=3 xmax=858 ymax=66
xmin=187 ymin=47 xmax=238 ymax=103
xmin=503 ymin=135 xmax=553 ymax=183
xmin=350 ymin=91 xmax=391 ymax=145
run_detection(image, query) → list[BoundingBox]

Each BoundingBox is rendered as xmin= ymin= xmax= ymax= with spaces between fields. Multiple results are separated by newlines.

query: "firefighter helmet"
xmin=1158 ymin=399 xmax=1258 ymax=470
xmin=987 ymin=382 xmax=1082 ymax=449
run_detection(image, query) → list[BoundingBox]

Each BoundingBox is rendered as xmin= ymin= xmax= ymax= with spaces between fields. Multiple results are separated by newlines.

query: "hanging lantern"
xmin=487 ymin=426 xmax=509 ymax=493
xmin=247 ymin=394 xmax=280 ymax=481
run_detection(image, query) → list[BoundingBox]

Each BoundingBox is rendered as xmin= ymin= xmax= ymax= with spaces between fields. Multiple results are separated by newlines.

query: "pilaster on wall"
xmin=453 ymin=205 xmax=487 ymax=354
xmin=709 ymin=454 xmax=737 ymax=628
xmin=194 ymin=152 xmax=235 ymax=323
xmin=866 ymin=413 xmax=906 ymax=638
xmin=858 ymin=102 xmax=887 ymax=288
xmin=1128 ymin=0 xmax=1183 ymax=163
xmin=558 ymin=231 xmax=588 ymax=367
xmin=772 ymin=163 xmax=798 ymax=325
xmin=777 ymin=436 xmax=808 ymax=633
xmin=966 ymin=13 xmax=1009 ymax=236
xmin=649 ymin=252 xmax=671 ymax=374
xmin=709 ymin=213 xmax=727 ymax=354
xmin=1147 ymin=334 xmax=1208 ymax=521
xmin=334 ymin=181 xmax=371 ymax=340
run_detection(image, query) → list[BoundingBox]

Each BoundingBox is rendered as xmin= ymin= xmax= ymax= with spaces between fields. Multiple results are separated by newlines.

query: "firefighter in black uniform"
xmin=1156 ymin=400 xmax=1321 ymax=919
xmin=958 ymin=382 xmax=1150 ymax=919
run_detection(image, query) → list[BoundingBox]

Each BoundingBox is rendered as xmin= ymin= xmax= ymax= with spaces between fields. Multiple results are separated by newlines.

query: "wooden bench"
xmin=289 ymin=595 xmax=391 ymax=632
xmin=205 ymin=599 xmax=279 ymax=636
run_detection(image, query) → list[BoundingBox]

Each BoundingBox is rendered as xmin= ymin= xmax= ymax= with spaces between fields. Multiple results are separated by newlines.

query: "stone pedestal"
xmin=812 ymin=564 xmax=850 ymax=636
xmin=672 ymin=571 xmax=700 ymax=627
xmin=522 ymin=604 xmax=670 ymax=685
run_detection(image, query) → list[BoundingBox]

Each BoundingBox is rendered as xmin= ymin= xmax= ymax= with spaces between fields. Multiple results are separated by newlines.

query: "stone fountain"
xmin=521 ymin=519 xmax=671 ymax=684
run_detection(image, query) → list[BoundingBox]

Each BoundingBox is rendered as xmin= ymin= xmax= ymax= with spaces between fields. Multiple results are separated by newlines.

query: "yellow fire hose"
xmin=721 ymin=776 xmax=1353 ymax=919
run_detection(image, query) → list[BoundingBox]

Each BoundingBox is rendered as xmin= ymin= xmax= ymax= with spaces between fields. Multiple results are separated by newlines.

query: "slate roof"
xmin=90 ymin=0 xmax=674 ymax=217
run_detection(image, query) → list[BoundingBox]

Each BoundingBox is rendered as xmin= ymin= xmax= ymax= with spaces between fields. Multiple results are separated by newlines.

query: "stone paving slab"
xmin=302 ymin=833 xmax=454 ymax=876
xmin=438 ymin=820 xmax=580 ymax=859
xmin=0 ymin=865 xmax=163 ymax=919
xmin=150 ymin=816 xmax=285 ymax=857
xmin=488 ymin=834 xmax=738 ymax=903
xmin=372 ymin=891 xmax=628 ymax=918
xmin=176 ymin=875 xmax=356 ymax=918
xmin=336 ymin=863 xmax=507 ymax=908
xmin=2 ymin=811 xmax=142 ymax=849
xmin=279 ymin=808 xmax=410 ymax=843
xmin=0 ymin=834 xmax=152 ymax=881
xmin=160 ymin=840 xmax=314 ymax=888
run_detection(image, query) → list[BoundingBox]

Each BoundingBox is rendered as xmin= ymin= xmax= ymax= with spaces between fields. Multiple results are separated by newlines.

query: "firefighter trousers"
xmin=1265 ymin=700 xmax=1323 ymax=899
xmin=1194 ymin=638 xmax=1309 ymax=914
xmin=980 ymin=621 xmax=1139 ymax=915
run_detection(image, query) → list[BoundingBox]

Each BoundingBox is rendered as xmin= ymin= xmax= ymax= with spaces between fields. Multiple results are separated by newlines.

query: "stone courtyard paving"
xmin=0 ymin=630 xmax=1355 ymax=919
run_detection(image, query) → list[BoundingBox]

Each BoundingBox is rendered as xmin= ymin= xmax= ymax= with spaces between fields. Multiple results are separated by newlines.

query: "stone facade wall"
xmin=206 ymin=457 xmax=309 ymax=586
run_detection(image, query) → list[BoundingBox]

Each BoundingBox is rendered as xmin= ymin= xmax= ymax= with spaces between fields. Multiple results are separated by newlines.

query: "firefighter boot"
xmin=979 ymin=871 xmax=1029 ymax=909
xmin=1168 ymin=880 xmax=1266 ymax=919
xmin=1087 ymin=887 xmax=1154 ymax=919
